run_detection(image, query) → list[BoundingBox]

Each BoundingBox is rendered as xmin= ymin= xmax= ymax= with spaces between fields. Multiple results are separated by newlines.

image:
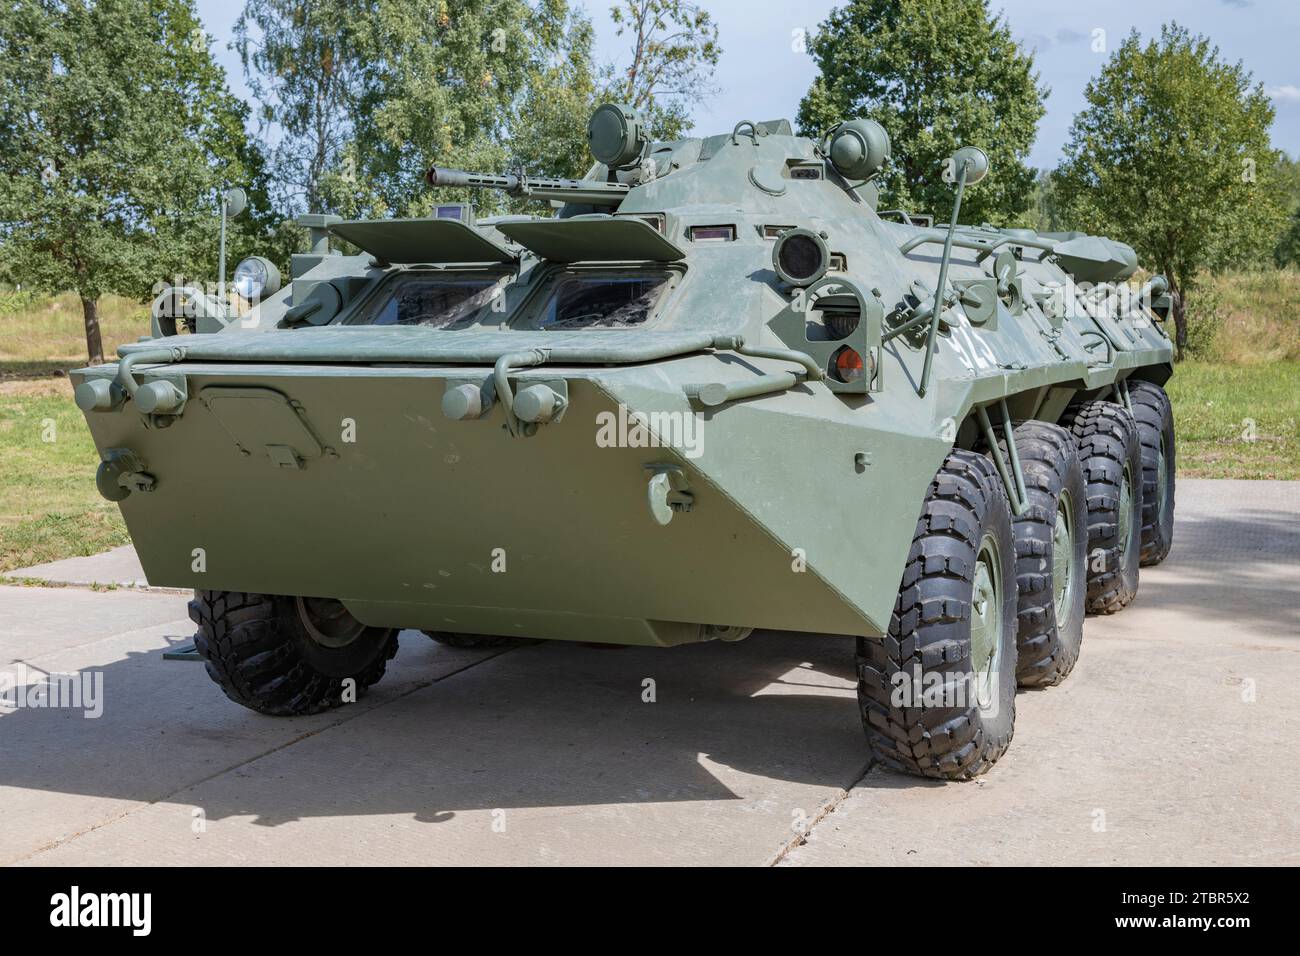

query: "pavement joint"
xmin=766 ymin=759 xmax=874 ymax=867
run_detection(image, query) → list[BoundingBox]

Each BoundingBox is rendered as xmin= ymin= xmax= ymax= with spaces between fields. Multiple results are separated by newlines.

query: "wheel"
xmin=423 ymin=631 xmax=519 ymax=649
xmin=1128 ymin=381 xmax=1176 ymax=566
xmin=1061 ymin=400 xmax=1143 ymax=614
xmin=189 ymin=591 xmax=398 ymax=715
xmin=856 ymin=449 xmax=1019 ymax=780
xmin=991 ymin=422 xmax=1089 ymax=686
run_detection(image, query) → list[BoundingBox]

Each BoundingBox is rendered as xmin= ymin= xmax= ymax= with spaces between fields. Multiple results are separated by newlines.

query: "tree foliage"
xmin=1014 ymin=169 xmax=1066 ymax=233
xmin=797 ymin=0 xmax=1046 ymax=224
xmin=239 ymin=1 xmax=622 ymax=220
xmin=235 ymin=0 xmax=725 ymax=220
xmin=0 ymin=0 xmax=274 ymax=362
xmin=509 ymin=6 xmax=599 ymax=180
xmin=1271 ymin=153 xmax=1300 ymax=268
xmin=344 ymin=0 xmax=594 ymax=217
xmin=605 ymin=0 xmax=720 ymax=142
xmin=234 ymin=0 xmax=361 ymax=214
xmin=1053 ymin=24 xmax=1288 ymax=356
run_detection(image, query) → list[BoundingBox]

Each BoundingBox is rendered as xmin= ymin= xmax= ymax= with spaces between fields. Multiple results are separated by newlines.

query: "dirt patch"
xmin=0 ymin=378 xmax=72 ymax=399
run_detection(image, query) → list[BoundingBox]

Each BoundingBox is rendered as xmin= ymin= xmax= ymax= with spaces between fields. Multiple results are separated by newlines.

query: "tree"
xmin=234 ymin=0 xmax=364 ymax=215
xmin=1275 ymin=212 xmax=1300 ymax=269
xmin=1012 ymin=170 xmax=1065 ymax=233
xmin=510 ymin=6 xmax=600 ymax=180
xmin=341 ymin=0 xmax=588 ymax=217
xmin=0 ymin=0 xmax=272 ymax=363
xmin=1053 ymin=24 xmax=1288 ymax=356
xmin=797 ymin=0 xmax=1046 ymax=224
xmin=605 ymin=0 xmax=720 ymax=142
xmin=240 ymin=0 xmax=603 ymax=220
xmin=1272 ymin=154 xmax=1300 ymax=268
xmin=238 ymin=1 xmax=722 ymax=220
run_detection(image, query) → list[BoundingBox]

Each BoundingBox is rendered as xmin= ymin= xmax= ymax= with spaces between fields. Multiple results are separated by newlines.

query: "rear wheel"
xmin=1061 ymin=401 xmax=1143 ymax=614
xmin=1128 ymin=380 xmax=1176 ymax=566
xmin=995 ymin=422 xmax=1088 ymax=687
xmin=856 ymin=450 xmax=1018 ymax=780
xmin=190 ymin=591 xmax=398 ymax=715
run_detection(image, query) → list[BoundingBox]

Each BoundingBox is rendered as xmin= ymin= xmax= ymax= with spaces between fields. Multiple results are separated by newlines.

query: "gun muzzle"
xmin=425 ymin=166 xmax=521 ymax=192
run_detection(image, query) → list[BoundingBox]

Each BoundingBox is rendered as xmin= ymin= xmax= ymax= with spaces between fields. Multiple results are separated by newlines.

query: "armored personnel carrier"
xmin=73 ymin=104 xmax=1176 ymax=779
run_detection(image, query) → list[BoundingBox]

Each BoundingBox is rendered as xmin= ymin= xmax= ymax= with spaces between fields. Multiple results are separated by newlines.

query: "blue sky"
xmin=195 ymin=0 xmax=1300 ymax=169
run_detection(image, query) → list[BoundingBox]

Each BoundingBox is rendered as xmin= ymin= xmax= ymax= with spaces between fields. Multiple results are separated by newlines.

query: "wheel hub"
xmin=1156 ymin=436 xmax=1170 ymax=526
xmin=970 ymin=533 xmax=1003 ymax=709
xmin=1052 ymin=493 xmax=1074 ymax=623
xmin=295 ymin=596 xmax=367 ymax=649
xmin=1118 ymin=465 xmax=1134 ymax=572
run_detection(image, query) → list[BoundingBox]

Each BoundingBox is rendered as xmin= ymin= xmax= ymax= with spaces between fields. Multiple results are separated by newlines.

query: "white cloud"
xmin=1266 ymin=85 xmax=1300 ymax=102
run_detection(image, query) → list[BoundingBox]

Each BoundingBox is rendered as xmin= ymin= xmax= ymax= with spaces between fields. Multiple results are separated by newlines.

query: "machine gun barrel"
xmin=425 ymin=166 xmax=630 ymax=207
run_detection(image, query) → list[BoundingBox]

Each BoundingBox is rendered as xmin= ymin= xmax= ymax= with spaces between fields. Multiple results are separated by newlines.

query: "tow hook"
xmin=645 ymin=464 xmax=694 ymax=525
xmin=114 ymin=347 xmax=189 ymax=418
xmin=96 ymin=448 xmax=156 ymax=502
xmin=441 ymin=349 xmax=573 ymax=436
xmin=493 ymin=350 xmax=571 ymax=436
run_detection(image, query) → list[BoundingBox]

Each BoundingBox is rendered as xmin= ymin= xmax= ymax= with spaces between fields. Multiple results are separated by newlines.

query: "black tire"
xmin=189 ymin=591 xmax=398 ymax=716
xmin=995 ymin=422 xmax=1088 ymax=687
xmin=1128 ymin=381 xmax=1176 ymax=566
xmin=856 ymin=450 xmax=1019 ymax=780
xmin=423 ymin=631 xmax=518 ymax=649
xmin=1061 ymin=401 xmax=1143 ymax=614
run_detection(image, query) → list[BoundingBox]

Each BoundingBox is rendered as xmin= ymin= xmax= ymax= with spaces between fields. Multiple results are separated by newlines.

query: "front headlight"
xmin=233 ymin=256 xmax=281 ymax=301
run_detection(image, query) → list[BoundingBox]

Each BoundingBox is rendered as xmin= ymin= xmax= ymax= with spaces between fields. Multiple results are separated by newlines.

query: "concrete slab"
xmin=3 ymin=545 xmax=151 ymax=589
xmin=0 ymin=585 xmax=191 ymax=660
xmin=11 ymin=632 xmax=864 ymax=866
xmin=0 ymin=595 xmax=510 ymax=865
xmin=2 ymin=479 xmax=1297 ymax=866
xmin=780 ymin=479 xmax=1300 ymax=866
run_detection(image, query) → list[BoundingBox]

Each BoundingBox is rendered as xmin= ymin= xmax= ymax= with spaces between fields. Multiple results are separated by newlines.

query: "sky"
xmin=195 ymin=0 xmax=1300 ymax=171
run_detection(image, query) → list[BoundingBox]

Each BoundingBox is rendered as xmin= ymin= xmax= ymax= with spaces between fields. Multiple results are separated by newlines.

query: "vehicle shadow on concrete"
xmin=1 ymin=628 xmax=869 ymax=828
xmin=1124 ymin=506 xmax=1300 ymax=634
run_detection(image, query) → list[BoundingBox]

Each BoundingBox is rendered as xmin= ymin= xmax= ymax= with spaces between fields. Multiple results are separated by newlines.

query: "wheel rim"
xmin=1118 ymin=464 xmax=1134 ymax=572
xmin=1052 ymin=491 xmax=1075 ymax=623
xmin=970 ymin=532 xmax=1004 ymax=710
xmin=1156 ymin=435 xmax=1171 ymax=526
xmin=295 ymin=595 xmax=367 ymax=649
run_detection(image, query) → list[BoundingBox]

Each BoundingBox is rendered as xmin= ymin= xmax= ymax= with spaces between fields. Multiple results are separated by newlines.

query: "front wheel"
xmin=190 ymin=591 xmax=398 ymax=715
xmin=857 ymin=450 xmax=1019 ymax=780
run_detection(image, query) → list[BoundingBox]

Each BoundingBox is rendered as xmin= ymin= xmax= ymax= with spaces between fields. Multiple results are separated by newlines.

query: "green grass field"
xmin=0 ymin=378 xmax=132 ymax=572
xmin=0 ymin=291 xmax=147 ymax=571
xmin=0 ymin=291 xmax=146 ymax=380
xmin=0 ymin=277 xmax=1296 ymax=573
xmin=1166 ymin=361 xmax=1300 ymax=479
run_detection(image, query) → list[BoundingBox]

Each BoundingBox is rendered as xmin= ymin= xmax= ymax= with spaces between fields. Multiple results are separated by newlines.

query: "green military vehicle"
xmin=73 ymin=104 xmax=1176 ymax=779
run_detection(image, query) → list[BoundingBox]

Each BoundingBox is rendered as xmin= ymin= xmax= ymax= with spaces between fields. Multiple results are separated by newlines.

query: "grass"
xmin=1194 ymin=268 xmax=1300 ymax=364
xmin=0 ymin=377 xmax=131 ymax=573
xmin=1165 ymin=361 xmax=1300 ymax=480
xmin=0 ymin=291 xmax=144 ymax=570
xmin=0 ymin=291 xmax=147 ymax=379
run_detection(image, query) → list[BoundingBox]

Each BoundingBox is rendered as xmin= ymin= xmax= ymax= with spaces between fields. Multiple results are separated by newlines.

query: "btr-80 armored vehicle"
xmin=73 ymin=104 xmax=1176 ymax=779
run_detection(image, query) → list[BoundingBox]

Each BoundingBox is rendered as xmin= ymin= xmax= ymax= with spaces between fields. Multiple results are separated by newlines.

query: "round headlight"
xmin=233 ymin=256 xmax=281 ymax=301
xmin=772 ymin=228 xmax=829 ymax=287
